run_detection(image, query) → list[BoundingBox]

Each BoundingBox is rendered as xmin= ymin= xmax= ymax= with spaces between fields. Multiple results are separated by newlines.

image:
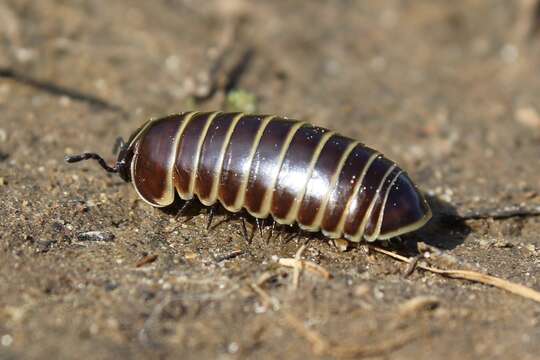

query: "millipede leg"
xmin=255 ymin=218 xmax=264 ymax=238
xmin=206 ymin=205 xmax=216 ymax=230
xmin=112 ymin=136 xmax=126 ymax=155
xmin=241 ymin=218 xmax=250 ymax=244
xmin=276 ymin=225 xmax=284 ymax=243
xmin=284 ymin=231 xmax=298 ymax=244
xmin=267 ymin=220 xmax=275 ymax=243
xmin=391 ymin=236 xmax=405 ymax=247
xmin=175 ymin=200 xmax=193 ymax=220
xmin=267 ymin=220 xmax=276 ymax=240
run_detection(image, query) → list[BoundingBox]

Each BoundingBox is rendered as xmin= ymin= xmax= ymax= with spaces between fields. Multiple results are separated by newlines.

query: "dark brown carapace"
xmin=66 ymin=112 xmax=431 ymax=242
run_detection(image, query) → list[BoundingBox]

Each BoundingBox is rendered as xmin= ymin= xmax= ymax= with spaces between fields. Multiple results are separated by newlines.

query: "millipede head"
xmin=65 ymin=136 xmax=134 ymax=182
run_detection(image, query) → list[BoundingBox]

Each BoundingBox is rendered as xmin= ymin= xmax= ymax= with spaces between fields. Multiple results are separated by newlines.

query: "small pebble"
xmin=332 ymin=239 xmax=349 ymax=252
xmin=515 ymin=107 xmax=540 ymax=129
xmin=373 ymin=286 xmax=384 ymax=300
xmin=228 ymin=342 xmax=239 ymax=354
xmin=500 ymin=43 xmax=518 ymax=63
xmin=478 ymin=239 xmax=491 ymax=248
xmin=89 ymin=324 xmax=99 ymax=335
xmin=15 ymin=47 xmax=36 ymax=63
xmin=493 ymin=240 xmax=513 ymax=248
xmin=354 ymin=284 xmax=370 ymax=297
xmin=1 ymin=334 xmax=13 ymax=347
xmin=77 ymin=231 xmax=115 ymax=242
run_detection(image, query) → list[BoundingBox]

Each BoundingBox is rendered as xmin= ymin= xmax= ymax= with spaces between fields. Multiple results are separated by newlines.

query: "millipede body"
xmin=66 ymin=112 xmax=432 ymax=242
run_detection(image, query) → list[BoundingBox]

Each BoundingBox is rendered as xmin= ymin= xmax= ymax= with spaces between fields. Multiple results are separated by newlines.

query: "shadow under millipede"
xmin=159 ymin=193 xmax=471 ymax=253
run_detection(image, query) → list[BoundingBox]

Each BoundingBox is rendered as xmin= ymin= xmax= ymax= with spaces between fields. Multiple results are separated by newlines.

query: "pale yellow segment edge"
xmin=299 ymin=141 xmax=359 ymax=232
xmin=275 ymin=130 xmax=335 ymax=225
xmin=364 ymin=170 xmax=402 ymax=242
xmin=221 ymin=115 xmax=275 ymax=213
xmin=171 ymin=111 xmax=200 ymax=201
xmin=185 ymin=112 xmax=221 ymax=199
xmin=198 ymin=113 xmax=244 ymax=206
xmin=325 ymin=151 xmax=380 ymax=239
xmin=246 ymin=121 xmax=306 ymax=219
xmin=320 ymin=151 xmax=379 ymax=239
xmin=376 ymin=204 xmax=432 ymax=240
xmin=345 ymin=163 xmax=396 ymax=242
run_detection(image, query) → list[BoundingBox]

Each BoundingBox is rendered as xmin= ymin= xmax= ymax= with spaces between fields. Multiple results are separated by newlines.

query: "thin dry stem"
xmin=281 ymin=311 xmax=330 ymax=354
xmin=249 ymin=283 xmax=280 ymax=311
xmin=327 ymin=327 xmax=421 ymax=358
xmin=292 ymin=243 xmax=308 ymax=289
xmin=369 ymin=245 xmax=540 ymax=304
xmin=278 ymin=258 xmax=333 ymax=280
xmin=250 ymin=284 xmax=420 ymax=358
xmin=278 ymin=245 xmax=332 ymax=283
xmin=398 ymin=296 xmax=440 ymax=318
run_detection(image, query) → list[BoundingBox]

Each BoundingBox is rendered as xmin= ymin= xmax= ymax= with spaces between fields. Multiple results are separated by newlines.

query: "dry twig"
xmin=249 ymin=284 xmax=422 ymax=358
xmin=398 ymin=296 xmax=440 ymax=318
xmin=256 ymin=270 xmax=282 ymax=286
xmin=369 ymin=245 xmax=540 ymax=304
xmin=278 ymin=258 xmax=332 ymax=280
xmin=139 ymin=284 xmax=241 ymax=347
xmin=139 ymin=293 xmax=174 ymax=348
xmin=214 ymin=249 xmax=244 ymax=262
xmin=280 ymin=311 xmax=329 ymax=354
xmin=277 ymin=243 xmax=332 ymax=285
xmin=135 ymin=254 xmax=158 ymax=268
xmin=326 ymin=327 xmax=421 ymax=358
xmin=278 ymin=257 xmax=332 ymax=281
xmin=292 ymin=243 xmax=307 ymax=289
xmin=249 ymin=283 xmax=280 ymax=311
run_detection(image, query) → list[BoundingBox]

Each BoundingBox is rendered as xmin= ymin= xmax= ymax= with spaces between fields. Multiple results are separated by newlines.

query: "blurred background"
xmin=0 ymin=1 xmax=539 ymax=359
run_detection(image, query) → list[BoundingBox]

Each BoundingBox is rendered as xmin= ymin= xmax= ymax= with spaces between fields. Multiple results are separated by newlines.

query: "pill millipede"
xmin=66 ymin=111 xmax=432 ymax=243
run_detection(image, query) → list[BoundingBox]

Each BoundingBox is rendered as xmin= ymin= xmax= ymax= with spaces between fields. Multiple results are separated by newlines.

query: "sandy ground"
xmin=1 ymin=1 xmax=540 ymax=359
